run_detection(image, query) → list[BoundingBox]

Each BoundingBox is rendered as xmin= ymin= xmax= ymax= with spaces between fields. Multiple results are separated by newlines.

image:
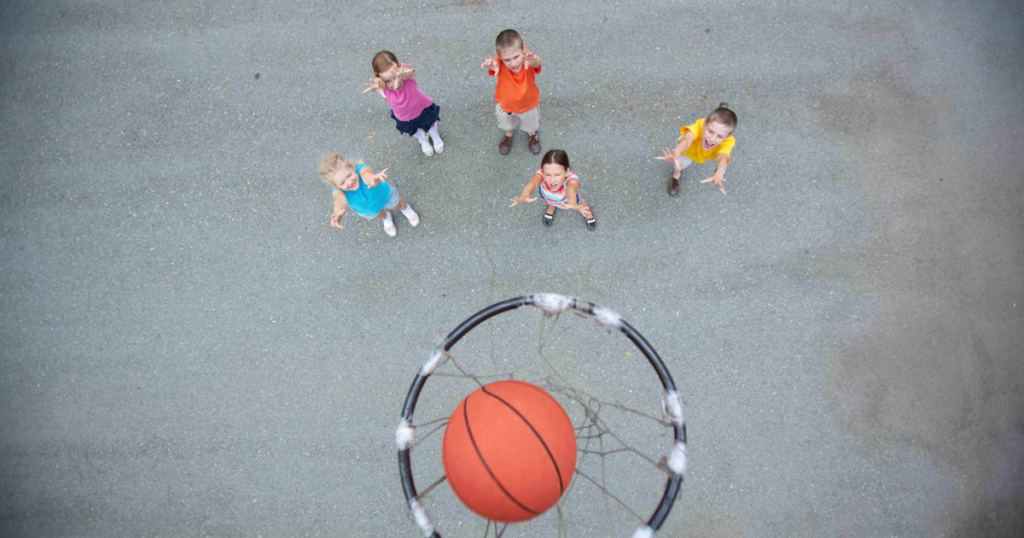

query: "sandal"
xmin=668 ymin=175 xmax=680 ymax=197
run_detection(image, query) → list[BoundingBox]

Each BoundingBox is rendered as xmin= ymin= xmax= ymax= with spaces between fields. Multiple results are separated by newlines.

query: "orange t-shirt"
xmin=490 ymin=55 xmax=542 ymax=114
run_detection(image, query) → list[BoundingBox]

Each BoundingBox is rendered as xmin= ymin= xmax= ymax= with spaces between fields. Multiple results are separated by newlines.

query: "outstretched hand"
xmin=370 ymin=168 xmax=389 ymax=184
xmin=509 ymin=195 xmax=538 ymax=207
xmin=700 ymin=175 xmax=727 ymax=195
xmin=330 ymin=207 xmax=347 ymax=229
xmin=654 ymin=147 xmax=682 ymax=171
xmin=523 ymin=50 xmax=540 ymax=67
xmin=362 ymin=78 xmax=385 ymax=94
xmin=481 ymin=58 xmax=500 ymax=71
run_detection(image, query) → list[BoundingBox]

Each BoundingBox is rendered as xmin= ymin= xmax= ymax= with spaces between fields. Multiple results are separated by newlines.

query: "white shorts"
xmin=496 ymin=103 xmax=540 ymax=133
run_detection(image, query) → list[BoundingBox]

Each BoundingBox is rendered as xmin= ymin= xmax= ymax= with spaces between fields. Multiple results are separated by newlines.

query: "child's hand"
xmin=389 ymin=77 xmax=404 ymax=91
xmin=369 ymin=168 xmax=389 ymax=185
xmin=362 ymin=78 xmax=385 ymax=94
xmin=655 ymin=147 xmax=682 ymax=171
xmin=509 ymin=195 xmax=538 ymax=207
xmin=481 ymin=58 xmax=500 ymax=71
xmin=700 ymin=175 xmax=728 ymax=195
xmin=524 ymin=51 xmax=540 ymax=67
xmin=330 ymin=207 xmax=347 ymax=229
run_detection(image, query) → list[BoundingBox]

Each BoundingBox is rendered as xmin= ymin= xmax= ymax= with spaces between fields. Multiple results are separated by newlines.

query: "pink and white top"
xmin=384 ymin=64 xmax=434 ymax=121
xmin=537 ymin=168 xmax=580 ymax=208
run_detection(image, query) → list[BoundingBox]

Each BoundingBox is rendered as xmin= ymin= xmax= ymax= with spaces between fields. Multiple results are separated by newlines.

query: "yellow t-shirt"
xmin=679 ymin=118 xmax=736 ymax=164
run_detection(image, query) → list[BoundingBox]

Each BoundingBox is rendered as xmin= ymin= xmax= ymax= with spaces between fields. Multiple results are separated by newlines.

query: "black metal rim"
xmin=397 ymin=295 xmax=687 ymax=537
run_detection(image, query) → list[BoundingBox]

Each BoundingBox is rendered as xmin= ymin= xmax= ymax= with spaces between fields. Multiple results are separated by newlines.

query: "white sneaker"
xmin=418 ymin=138 xmax=434 ymax=156
xmin=431 ymin=136 xmax=444 ymax=154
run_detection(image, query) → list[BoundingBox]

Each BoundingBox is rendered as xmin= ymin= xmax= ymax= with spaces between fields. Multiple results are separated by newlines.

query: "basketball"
xmin=442 ymin=379 xmax=577 ymax=522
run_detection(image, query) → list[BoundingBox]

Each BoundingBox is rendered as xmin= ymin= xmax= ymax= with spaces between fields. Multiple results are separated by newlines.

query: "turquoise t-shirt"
xmin=334 ymin=164 xmax=392 ymax=215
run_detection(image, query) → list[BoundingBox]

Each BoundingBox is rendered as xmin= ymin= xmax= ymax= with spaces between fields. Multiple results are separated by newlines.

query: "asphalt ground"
xmin=1 ymin=0 xmax=1022 ymax=536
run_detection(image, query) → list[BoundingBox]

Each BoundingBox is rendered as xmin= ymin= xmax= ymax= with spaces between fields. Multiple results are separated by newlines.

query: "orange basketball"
xmin=442 ymin=380 xmax=577 ymax=522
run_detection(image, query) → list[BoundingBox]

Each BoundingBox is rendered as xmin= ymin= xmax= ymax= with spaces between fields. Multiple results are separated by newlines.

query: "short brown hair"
xmin=495 ymin=29 xmax=523 ymax=53
xmin=371 ymin=50 xmax=399 ymax=76
xmin=707 ymin=103 xmax=737 ymax=131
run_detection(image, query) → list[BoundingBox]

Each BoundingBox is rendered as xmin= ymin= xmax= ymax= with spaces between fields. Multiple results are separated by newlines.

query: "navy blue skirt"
xmin=391 ymin=103 xmax=441 ymax=136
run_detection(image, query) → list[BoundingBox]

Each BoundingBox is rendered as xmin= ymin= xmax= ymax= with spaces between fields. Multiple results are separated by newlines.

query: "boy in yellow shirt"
xmin=656 ymin=103 xmax=737 ymax=196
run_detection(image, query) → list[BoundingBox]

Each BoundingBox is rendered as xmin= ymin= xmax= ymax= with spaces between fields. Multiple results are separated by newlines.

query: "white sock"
xmin=428 ymin=124 xmax=441 ymax=141
xmin=400 ymin=205 xmax=417 ymax=219
xmin=412 ymin=130 xmax=429 ymax=144
xmin=382 ymin=212 xmax=394 ymax=225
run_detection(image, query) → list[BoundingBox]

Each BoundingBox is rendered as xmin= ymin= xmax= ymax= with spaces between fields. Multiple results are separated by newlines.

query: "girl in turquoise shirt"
xmin=318 ymin=154 xmax=420 ymax=237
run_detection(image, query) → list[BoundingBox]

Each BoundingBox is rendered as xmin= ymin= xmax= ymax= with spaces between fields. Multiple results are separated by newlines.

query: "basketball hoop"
xmin=396 ymin=294 xmax=688 ymax=537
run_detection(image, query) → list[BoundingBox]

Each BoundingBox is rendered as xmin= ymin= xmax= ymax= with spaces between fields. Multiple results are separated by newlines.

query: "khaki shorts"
xmin=495 ymin=103 xmax=540 ymax=133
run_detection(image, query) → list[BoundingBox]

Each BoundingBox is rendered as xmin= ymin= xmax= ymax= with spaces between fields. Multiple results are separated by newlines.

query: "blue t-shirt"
xmin=334 ymin=164 xmax=392 ymax=215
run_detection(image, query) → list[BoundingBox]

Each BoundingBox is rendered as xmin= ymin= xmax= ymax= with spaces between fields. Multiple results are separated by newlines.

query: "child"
xmin=656 ymin=103 xmax=738 ymax=196
xmin=318 ymin=154 xmax=419 ymax=238
xmin=510 ymin=149 xmax=597 ymax=230
xmin=481 ymin=29 xmax=543 ymax=155
xmin=363 ymin=51 xmax=444 ymax=156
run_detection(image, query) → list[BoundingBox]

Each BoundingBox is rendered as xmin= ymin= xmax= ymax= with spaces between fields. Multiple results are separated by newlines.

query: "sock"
xmin=400 ymin=205 xmax=418 ymax=219
xmin=428 ymin=124 xmax=441 ymax=141
xmin=412 ymin=130 xmax=429 ymax=144
xmin=382 ymin=212 xmax=394 ymax=225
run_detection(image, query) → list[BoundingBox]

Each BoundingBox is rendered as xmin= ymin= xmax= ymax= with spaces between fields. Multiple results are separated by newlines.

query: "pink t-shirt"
xmin=384 ymin=64 xmax=434 ymax=121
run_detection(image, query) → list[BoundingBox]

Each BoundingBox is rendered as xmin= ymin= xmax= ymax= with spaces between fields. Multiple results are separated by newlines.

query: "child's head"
xmin=540 ymin=150 xmax=571 ymax=190
xmin=318 ymin=154 xmax=359 ymax=191
xmin=372 ymin=50 xmax=402 ymax=83
xmin=495 ymin=29 xmax=526 ymax=72
xmin=702 ymin=103 xmax=738 ymax=151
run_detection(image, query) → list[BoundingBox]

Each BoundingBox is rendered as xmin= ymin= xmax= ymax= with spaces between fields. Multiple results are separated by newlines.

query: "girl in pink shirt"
xmin=363 ymin=51 xmax=444 ymax=156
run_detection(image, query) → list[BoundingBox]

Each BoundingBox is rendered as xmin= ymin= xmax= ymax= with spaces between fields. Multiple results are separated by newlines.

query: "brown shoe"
xmin=528 ymin=133 xmax=541 ymax=155
xmin=498 ymin=135 xmax=513 ymax=155
xmin=668 ymin=175 xmax=680 ymax=197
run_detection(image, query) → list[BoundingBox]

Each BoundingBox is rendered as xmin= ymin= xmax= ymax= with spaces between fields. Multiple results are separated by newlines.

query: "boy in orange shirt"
xmin=481 ymin=29 xmax=543 ymax=155
xmin=656 ymin=103 xmax=738 ymax=196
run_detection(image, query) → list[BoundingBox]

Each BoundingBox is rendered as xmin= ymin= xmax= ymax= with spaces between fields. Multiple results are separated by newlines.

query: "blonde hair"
xmin=318 ymin=154 xmax=360 ymax=186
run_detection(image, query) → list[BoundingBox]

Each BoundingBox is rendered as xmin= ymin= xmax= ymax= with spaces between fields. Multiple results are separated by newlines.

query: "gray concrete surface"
xmin=1 ymin=0 xmax=1022 ymax=536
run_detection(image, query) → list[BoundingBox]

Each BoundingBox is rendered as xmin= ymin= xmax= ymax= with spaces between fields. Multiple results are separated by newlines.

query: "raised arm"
xmin=481 ymin=57 xmax=501 ymax=75
xmin=330 ymin=191 xmax=349 ymax=229
xmin=674 ymin=130 xmax=695 ymax=157
xmin=524 ymin=50 xmax=542 ymax=69
xmin=356 ymin=165 xmax=389 ymax=188
xmin=362 ymin=77 xmax=386 ymax=98
xmin=397 ymin=65 xmax=415 ymax=82
xmin=563 ymin=178 xmax=580 ymax=210
xmin=510 ymin=172 xmax=543 ymax=207
xmin=699 ymin=154 xmax=730 ymax=196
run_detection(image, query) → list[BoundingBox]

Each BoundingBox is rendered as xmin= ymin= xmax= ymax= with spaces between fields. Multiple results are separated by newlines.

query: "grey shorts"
xmin=495 ymin=103 xmax=540 ymax=133
xmin=355 ymin=186 xmax=401 ymax=219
